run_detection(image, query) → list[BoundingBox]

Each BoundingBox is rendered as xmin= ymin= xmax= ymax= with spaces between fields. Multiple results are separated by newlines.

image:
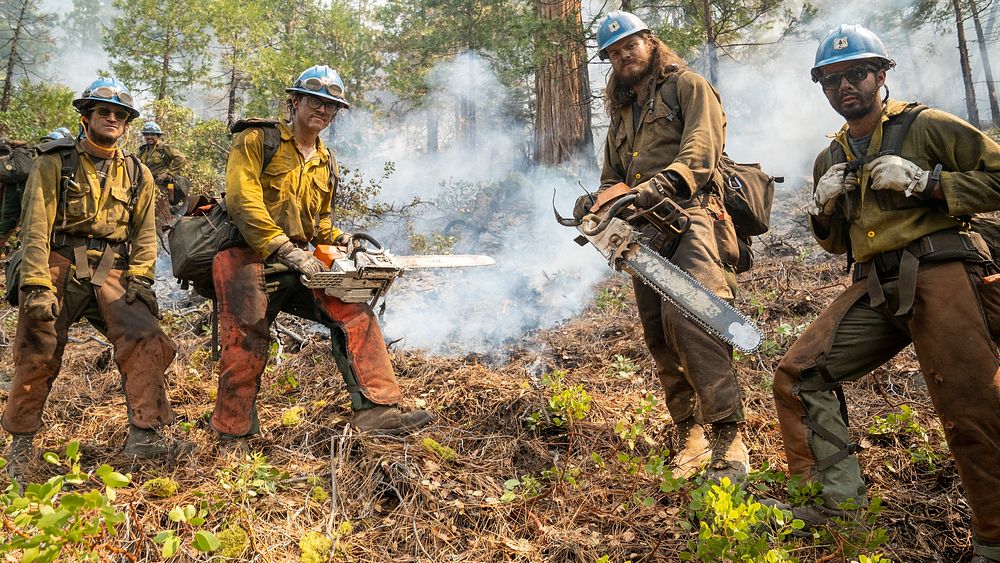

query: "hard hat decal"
xmin=833 ymin=37 xmax=849 ymax=50
xmin=609 ymin=21 xmax=620 ymax=32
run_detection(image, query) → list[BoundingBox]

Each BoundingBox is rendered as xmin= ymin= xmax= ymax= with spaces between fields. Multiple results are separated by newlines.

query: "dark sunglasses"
xmin=818 ymin=65 xmax=875 ymax=90
xmin=94 ymin=106 xmax=131 ymax=121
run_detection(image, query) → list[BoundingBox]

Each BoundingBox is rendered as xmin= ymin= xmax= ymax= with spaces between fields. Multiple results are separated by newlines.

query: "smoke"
xmin=330 ymin=53 xmax=608 ymax=356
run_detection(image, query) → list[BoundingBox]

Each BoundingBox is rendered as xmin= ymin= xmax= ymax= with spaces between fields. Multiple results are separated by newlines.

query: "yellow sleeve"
xmin=18 ymin=154 xmax=61 ymax=290
xmin=126 ymin=162 xmax=158 ymax=280
xmin=225 ymin=129 xmax=289 ymax=258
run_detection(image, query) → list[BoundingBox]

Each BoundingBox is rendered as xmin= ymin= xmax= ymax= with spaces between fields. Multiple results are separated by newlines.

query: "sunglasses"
xmin=93 ymin=106 xmax=131 ymax=121
xmin=302 ymin=95 xmax=340 ymax=113
xmin=298 ymin=77 xmax=345 ymax=98
xmin=818 ymin=65 xmax=875 ymax=90
xmin=84 ymin=86 xmax=134 ymax=107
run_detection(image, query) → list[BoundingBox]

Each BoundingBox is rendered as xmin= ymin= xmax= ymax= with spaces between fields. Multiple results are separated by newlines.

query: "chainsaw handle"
xmin=348 ymin=232 xmax=384 ymax=259
xmin=580 ymin=194 xmax=637 ymax=236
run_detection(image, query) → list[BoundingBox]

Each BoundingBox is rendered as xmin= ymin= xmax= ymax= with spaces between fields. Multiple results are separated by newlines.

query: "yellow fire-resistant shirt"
xmin=812 ymin=99 xmax=1000 ymax=263
xmin=19 ymin=142 xmax=158 ymax=290
xmin=225 ymin=121 xmax=342 ymax=259
xmin=138 ymin=142 xmax=187 ymax=179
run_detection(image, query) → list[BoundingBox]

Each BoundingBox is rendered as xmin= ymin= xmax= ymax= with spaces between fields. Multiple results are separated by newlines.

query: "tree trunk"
xmin=970 ymin=0 xmax=1000 ymax=127
xmin=702 ymin=0 xmax=719 ymax=85
xmin=226 ymin=64 xmax=239 ymax=128
xmin=1 ymin=0 xmax=30 ymax=113
xmin=953 ymin=0 xmax=982 ymax=128
xmin=158 ymin=33 xmax=172 ymax=101
xmin=427 ymin=109 xmax=438 ymax=153
xmin=533 ymin=0 xmax=595 ymax=165
xmin=460 ymin=51 xmax=477 ymax=147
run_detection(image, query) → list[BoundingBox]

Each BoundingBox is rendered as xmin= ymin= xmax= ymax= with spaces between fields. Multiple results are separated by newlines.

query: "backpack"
xmin=656 ymin=68 xmax=782 ymax=272
xmin=5 ymin=139 xmax=144 ymax=306
xmin=166 ymin=119 xmax=281 ymax=298
xmin=826 ymin=103 xmax=1000 ymax=263
xmin=0 ymin=142 xmax=36 ymax=235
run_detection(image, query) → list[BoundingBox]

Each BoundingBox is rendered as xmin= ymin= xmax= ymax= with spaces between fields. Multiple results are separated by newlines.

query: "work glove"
xmin=573 ymin=193 xmax=597 ymax=221
xmin=333 ymin=232 xmax=352 ymax=246
xmin=865 ymin=155 xmax=927 ymax=195
xmin=635 ymin=173 xmax=681 ymax=210
xmin=23 ymin=287 xmax=59 ymax=322
xmin=809 ymin=163 xmax=857 ymax=216
xmin=274 ymin=241 xmax=328 ymax=280
xmin=125 ymin=276 xmax=160 ymax=318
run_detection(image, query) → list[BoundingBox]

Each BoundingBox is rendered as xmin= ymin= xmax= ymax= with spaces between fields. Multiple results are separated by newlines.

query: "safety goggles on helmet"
xmin=83 ymin=85 xmax=135 ymax=108
xmin=817 ymin=64 xmax=876 ymax=91
xmin=297 ymin=76 xmax=345 ymax=99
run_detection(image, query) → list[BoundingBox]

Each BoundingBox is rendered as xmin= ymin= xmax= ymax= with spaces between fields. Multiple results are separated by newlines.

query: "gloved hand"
xmin=333 ymin=232 xmax=352 ymax=246
xmin=809 ymin=163 xmax=857 ymax=216
xmin=638 ymin=176 xmax=680 ymax=209
xmin=572 ymin=193 xmax=597 ymax=221
xmin=23 ymin=286 xmax=59 ymax=322
xmin=865 ymin=155 xmax=927 ymax=195
xmin=274 ymin=241 xmax=328 ymax=280
xmin=125 ymin=275 xmax=160 ymax=318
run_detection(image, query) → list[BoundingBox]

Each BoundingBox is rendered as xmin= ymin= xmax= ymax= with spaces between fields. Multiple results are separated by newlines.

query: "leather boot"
xmin=353 ymin=405 xmax=434 ymax=435
xmin=972 ymin=540 xmax=1000 ymax=563
xmin=671 ymin=418 xmax=711 ymax=478
xmin=218 ymin=434 xmax=250 ymax=457
xmin=6 ymin=433 xmax=34 ymax=482
xmin=705 ymin=421 xmax=749 ymax=483
xmin=760 ymin=498 xmax=862 ymax=538
xmin=123 ymin=425 xmax=194 ymax=459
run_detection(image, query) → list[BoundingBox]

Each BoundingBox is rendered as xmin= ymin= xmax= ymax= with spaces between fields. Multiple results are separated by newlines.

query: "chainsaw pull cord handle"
xmin=580 ymin=194 xmax=638 ymax=236
xmin=348 ymin=232 xmax=384 ymax=259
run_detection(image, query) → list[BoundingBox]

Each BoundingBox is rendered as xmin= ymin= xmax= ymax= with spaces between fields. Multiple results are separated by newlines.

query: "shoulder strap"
xmin=879 ymin=103 xmax=927 ymax=155
xmin=656 ymin=65 xmax=687 ymax=116
xmin=230 ymin=118 xmax=281 ymax=174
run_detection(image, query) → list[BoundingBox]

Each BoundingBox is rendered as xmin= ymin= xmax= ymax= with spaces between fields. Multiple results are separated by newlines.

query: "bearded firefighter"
xmin=577 ymin=11 xmax=750 ymax=481
xmin=766 ymin=26 xmax=1000 ymax=559
xmin=2 ymin=78 xmax=188 ymax=480
xmin=212 ymin=65 xmax=433 ymax=452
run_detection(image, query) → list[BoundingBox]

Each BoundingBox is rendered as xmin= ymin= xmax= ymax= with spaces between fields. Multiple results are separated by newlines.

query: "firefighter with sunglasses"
xmin=212 ymin=65 xmax=433 ymax=453
xmin=2 ymin=77 xmax=190 ymax=481
xmin=768 ymin=26 xmax=1000 ymax=559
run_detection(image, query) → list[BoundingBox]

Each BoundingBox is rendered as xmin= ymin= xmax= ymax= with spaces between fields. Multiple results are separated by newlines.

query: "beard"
xmin=85 ymin=123 xmax=121 ymax=147
xmin=832 ymin=82 xmax=881 ymax=120
xmin=617 ymin=56 xmax=655 ymax=88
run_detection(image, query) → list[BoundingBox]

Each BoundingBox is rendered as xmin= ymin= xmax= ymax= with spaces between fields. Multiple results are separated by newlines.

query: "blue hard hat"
xmin=286 ymin=65 xmax=350 ymax=109
xmin=73 ymin=77 xmax=140 ymax=119
xmin=41 ymin=131 xmax=63 ymax=141
xmin=596 ymin=11 xmax=651 ymax=60
xmin=54 ymin=127 xmax=71 ymax=138
xmin=811 ymin=24 xmax=895 ymax=81
xmin=142 ymin=122 xmax=163 ymax=135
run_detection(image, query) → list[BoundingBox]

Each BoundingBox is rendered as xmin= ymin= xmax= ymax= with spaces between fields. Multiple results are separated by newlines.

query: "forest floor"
xmin=0 ymin=204 xmax=983 ymax=562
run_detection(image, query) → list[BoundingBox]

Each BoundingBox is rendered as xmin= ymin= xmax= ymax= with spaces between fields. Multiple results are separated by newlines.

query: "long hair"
xmin=604 ymin=32 xmax=687 ymax=115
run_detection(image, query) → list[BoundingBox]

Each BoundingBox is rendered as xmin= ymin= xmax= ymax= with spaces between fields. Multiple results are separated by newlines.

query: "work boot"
xmin=352 ymin=405 xmax=434 ymax=435
xmin=972 ymin=540 xmax=1000 ymax=563
xmin=123 ymin=425 xmax=194 ymax=459
xmin=705 ymin=421 xmax=749 ymax=484
xmin=760 ymin=499 xmax=860 ymax=538
xmin=217 ymin=434 xmax=250 ymax=458
xmin=671 ymin=418 xmax=712 ymax=478
xmin=6 ymin=433 xmax=35 ymax=482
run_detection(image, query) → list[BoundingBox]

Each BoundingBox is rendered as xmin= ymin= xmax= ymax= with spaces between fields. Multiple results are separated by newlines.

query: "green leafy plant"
xmin=868 ymin=405 xmax=947 ymax=470
xmin=0 ymin=441 xmax=131 ymax=562
xmin=153 ymin=502 xmax=220 ymax=558
xmin=609 ymin=354 xmax=638 ymax=379
xmin=216 ymin=453 xmax=288 ymax=501
xmin=595 ymin=286 xmax=626 ymax=311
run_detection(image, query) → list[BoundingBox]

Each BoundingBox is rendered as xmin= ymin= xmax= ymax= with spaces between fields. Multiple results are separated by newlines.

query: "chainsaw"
xmin=299 ymin=233 xmax=495 ymax=308
xmin=554 ymin=183 xmax=762 ymax=352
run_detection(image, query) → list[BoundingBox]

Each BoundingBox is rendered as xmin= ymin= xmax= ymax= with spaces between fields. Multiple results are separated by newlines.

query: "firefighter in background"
xmin=577 ymin=11 xmax=749 ymax=482
xmin=137 ymin=121 xmax=188 ymax=233
xmin=2 ymin=78 xmax=189 ymax=480
xmin=213 ymin=65 xmax=433 ymax=453
xmin=769 ymin=26 xmax=1000 ymax=561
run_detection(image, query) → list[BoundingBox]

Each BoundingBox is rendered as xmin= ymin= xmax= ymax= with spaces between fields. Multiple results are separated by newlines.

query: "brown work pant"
xmin=774 ymin=260 xmax=1000 ymax=543
xmin=2 ymin=251 xmax=176 ymax=434
xmin=210 ymin=246 xmax=402 ymax=437
xmin=634 ymin=196 xmax=743 ymax=424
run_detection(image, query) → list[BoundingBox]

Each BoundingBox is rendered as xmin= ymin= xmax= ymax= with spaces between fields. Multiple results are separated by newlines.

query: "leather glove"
xmin=865 ymin=155 xmax=927 ymax=195
xmin=125 ymin=275 xmax=160 ymax=319
xmin=274 ymin=241 xmax=328 ymax=280
xmin=333 ymin=232 xmax=352 ymax=246
xmin=572 ymin=194 xmax=597 ymax=221
xmin=635 ymin=173 xmax=681 ymax=209
xmin=809 ymin=163 xmax=857 ymax=216
xmin=23 ymin=287 xmax=58 ymax=322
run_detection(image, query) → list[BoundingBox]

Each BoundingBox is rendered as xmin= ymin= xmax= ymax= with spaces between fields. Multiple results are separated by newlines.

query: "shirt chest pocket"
xmin=642 ymin=99 xmax=682 ymax=148
xmin=105 ymin=179 xmax=132 ymax=224
xmin=308 ymin=170 xmax=331 ymax=217
xmin=63 ymin=175 xmax=94 ymax=220
xmin=262 ymin=153 xmax=298 ymax=205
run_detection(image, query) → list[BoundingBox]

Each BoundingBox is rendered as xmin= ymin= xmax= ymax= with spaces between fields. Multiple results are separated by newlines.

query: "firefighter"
xmin=212 ymin=65 xmax=433 ymax=453
xmin=770 ymin=25 xmax=1000 ymax=560
xmin=2 ymin=77 xmax=188 ymax=480
xmin=578 ymin=11 xmax=749 ymax=482
xmin=137 ymin=121 xmax=188 ymax=231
